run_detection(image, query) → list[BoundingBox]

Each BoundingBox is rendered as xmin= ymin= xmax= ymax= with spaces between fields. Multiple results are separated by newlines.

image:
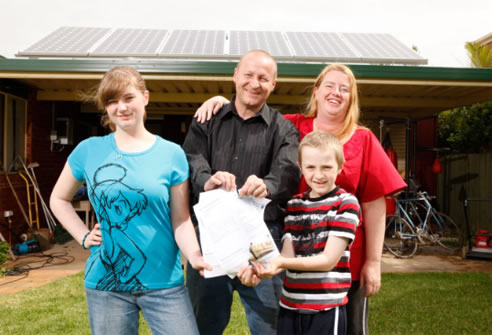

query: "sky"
xmin=1 ymin=0 xmax=491 ymax=67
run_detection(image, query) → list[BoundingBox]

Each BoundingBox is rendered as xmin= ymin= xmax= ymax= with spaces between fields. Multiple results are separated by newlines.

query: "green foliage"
xmin=438 ymin=101 xmax=492 ymax=153
xmin=465 ymin=42 xmax=492 ymax=68
xmin=0 ymin=242 xmax=9 ymax=276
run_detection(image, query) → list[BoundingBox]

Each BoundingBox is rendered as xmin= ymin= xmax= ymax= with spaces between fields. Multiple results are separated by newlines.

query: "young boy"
xmin=239 ymin=130 xmax=361 ymax=335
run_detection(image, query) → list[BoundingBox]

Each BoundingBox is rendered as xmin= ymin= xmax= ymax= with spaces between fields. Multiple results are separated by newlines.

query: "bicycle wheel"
xmin=427 ymin=212 xmax=463 ymax=250
xmin=385 ymin=215 xmax=418 ymax=258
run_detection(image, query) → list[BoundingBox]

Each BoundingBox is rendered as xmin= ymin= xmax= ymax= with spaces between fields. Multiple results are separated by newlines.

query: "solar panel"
xmin=341 ymin=33 xmax=423 ymax=62
xmin=92 ymin=29 xmax=168 ymax=56
xmin=159 ymin=30 xmax=225 ymax=56
xmin=229 ymin=31 xmax=292 ymax=57
xmin=286 ymin=32 xmax=359 ymax=59
xmin=20 ymin=27 xmax=110 ymax=56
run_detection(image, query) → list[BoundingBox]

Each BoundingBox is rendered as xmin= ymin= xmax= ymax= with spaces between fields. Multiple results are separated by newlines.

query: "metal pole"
xmin=405 ymin=118 xmax=411 ymax=198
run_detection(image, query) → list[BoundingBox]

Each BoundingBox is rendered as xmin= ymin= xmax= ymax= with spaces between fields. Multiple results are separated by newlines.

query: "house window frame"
xmin=1 ymin=90 xmax=27 ymax=172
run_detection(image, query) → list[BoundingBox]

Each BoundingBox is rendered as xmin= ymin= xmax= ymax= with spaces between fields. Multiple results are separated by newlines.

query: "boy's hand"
xmin=252 ymin=257 xmax=282 ymax=279
xmin=238 ymin=264 xmax=261 ymax=287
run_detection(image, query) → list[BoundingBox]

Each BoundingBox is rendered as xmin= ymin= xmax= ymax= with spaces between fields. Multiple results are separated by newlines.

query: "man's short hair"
xmin=237 ymin=49 xmax=278 ymax=78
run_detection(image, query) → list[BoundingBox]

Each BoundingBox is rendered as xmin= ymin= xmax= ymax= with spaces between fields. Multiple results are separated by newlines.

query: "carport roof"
xmin=0 ymin=58 xmax=491 ymax=119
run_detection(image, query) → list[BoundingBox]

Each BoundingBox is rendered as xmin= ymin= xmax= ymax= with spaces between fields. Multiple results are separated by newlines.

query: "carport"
xmin=1 ymin=56 xmax=491 ymax=234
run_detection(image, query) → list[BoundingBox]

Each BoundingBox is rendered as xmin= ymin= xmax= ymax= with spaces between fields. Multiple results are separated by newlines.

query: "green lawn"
xmin=1 ymin=272 xmax=491 ymax=334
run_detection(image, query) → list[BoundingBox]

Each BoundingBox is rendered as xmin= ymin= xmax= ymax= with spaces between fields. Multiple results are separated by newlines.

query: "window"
xmin=1 ymin=91 xmax=27 ymax=171
xmin=0 ymin=94 xmax=4 ymax=167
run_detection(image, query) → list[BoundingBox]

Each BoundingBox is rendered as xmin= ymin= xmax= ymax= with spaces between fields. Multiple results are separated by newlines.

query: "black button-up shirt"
xmin=183 ymin=98 xmax=300 ymax=225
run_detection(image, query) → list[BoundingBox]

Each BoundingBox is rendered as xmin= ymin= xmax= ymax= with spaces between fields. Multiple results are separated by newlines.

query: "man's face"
xmin=233 ymin=52 xmax=277 ymax=111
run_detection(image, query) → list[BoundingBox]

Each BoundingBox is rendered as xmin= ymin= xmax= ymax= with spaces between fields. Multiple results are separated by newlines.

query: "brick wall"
xmin=1 ymin=95 xmax=79 ymax=242
xmin=0 ymin=173 xmax=31 ymax=244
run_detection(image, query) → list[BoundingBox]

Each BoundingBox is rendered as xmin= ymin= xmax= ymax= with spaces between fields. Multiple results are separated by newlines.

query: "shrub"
xmin=0 ymin=241 xmax=9 ymax=276
xmin=438 ymin=101 xmax=492 ymax=153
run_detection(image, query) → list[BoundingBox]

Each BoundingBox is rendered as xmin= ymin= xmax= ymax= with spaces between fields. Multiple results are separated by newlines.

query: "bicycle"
xmin=384 ymin=191 xmax=463 ymax=258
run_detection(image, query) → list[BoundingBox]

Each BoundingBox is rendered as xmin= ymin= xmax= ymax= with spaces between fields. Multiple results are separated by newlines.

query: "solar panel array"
xmin=17 ymin=27 xmax=427 ymax=64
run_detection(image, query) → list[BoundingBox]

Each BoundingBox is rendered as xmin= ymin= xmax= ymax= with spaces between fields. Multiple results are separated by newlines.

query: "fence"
xmin=437 ymin=153 xmax=492 ymax=234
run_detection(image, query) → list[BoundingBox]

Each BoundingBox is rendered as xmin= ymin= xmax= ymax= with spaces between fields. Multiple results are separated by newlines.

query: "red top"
xmin=284 ymin=114 xmax=407 ymax=280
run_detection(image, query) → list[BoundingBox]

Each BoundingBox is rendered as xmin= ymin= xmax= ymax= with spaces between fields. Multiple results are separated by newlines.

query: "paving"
xmin=1 ymin=240 xmax=491 ymax=295
xmin=0 ymin=240 xmax=89 ymax=295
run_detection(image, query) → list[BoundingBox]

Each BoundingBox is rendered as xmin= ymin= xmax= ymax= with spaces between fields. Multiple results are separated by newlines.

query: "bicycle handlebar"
xmin=416 ymin=191 xmax=436 ymax=200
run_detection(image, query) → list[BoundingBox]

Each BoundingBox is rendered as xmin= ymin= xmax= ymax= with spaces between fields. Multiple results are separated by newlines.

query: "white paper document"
xmin=193 ymin=189 xmax=280 ymax=278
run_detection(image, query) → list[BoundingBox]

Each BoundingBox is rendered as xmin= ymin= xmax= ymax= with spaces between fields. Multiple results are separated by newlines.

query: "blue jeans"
xmin=187 ymin=223 xmax=284 ymax=335
xmin=187 ymin=264 xmax=283 ymax=335
xmin=85 ymin=285 xmax=198 ymax=335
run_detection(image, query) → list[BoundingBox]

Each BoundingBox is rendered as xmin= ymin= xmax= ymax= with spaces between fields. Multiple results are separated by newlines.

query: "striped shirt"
xmin=280 ymin=187 xmax=360 ymax=312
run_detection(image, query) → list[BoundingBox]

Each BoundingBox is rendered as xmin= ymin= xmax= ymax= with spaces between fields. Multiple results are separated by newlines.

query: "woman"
xmin=195 ymin=64 xmax=406 ymax=335
xmin=50 ymin=66 xmax=210 ymax=335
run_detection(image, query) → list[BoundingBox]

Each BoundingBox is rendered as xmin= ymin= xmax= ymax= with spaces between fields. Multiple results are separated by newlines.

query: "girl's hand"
xmin=83 ymin=223 xmax=102 ymax=248
xmin=188 ymin=252 xmax=213 ymax=276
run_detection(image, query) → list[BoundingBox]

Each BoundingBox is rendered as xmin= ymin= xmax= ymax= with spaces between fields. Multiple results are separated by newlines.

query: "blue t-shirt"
xmin=68 ymin=133 xmax=188 ymax=291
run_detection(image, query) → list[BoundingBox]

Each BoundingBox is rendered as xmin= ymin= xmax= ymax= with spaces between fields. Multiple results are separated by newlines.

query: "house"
xmin=1 ymin=28 xmax=492 ymax=241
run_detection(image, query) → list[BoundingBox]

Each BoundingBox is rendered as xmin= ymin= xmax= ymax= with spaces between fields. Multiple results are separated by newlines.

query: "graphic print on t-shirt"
xmin=85 ymin=163 xmax=149 ymax=291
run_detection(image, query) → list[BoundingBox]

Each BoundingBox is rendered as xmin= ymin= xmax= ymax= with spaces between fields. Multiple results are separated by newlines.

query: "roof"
xmin=0 ymin=58 xmax=491 ymax=120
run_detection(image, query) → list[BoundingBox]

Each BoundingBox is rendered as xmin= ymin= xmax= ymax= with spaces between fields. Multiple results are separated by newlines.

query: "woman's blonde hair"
xmin=305 ymin=64 xmax=360 ymax=140
xmin=95 ymin=66 xmax=147 ymax=131
xmin=298 ymin=130 xmax=345 ymax=168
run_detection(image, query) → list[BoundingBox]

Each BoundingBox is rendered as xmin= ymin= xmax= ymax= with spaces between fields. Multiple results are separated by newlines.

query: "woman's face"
xmin=314 ymin=70 xmax=351 ymax=124
xmin=105 ymin=85 xmax=149 ymax=131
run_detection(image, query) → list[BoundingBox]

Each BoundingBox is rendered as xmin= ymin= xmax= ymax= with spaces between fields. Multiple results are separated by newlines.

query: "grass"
xmin=1 ymin=272 xmax=491 ymax=334
xmin=369 ymin=272 xmax=492 ymax=334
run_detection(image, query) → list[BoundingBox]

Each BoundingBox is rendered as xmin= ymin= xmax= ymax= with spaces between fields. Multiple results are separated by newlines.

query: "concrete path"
xmin=1 ymin=240 xmax=491 ymax=295
xmin=0 ymin=240 xmax=89 ymax=295
xmin=381 ymin=251 xmax=492 ymax=273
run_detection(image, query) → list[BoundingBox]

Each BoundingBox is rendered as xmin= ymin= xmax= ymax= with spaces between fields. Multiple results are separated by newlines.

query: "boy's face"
xmin=299 ymin=146 xmax=341 ymax=198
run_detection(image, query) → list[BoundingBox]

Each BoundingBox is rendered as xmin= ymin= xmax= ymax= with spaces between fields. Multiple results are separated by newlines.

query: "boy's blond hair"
xmin=298 ymin=131 xmax=345 ymax=167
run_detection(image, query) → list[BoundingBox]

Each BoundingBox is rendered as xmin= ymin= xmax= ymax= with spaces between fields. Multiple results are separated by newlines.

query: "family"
xmin=50 ymin=49 xmax=405 ymax=335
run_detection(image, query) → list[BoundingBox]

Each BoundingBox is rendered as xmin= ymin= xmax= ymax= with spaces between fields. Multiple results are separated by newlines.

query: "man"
xmin=183 ymin=50 xmax=300 ymax=335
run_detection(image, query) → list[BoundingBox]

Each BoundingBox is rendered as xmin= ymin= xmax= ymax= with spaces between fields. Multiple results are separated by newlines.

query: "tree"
xmin=465 ymin=42 xmax=492 ymax=68
xmin=438 ymin=101 xmax=492 ymax=153
xmin=439 ymin=40 xmax=492 ymax=152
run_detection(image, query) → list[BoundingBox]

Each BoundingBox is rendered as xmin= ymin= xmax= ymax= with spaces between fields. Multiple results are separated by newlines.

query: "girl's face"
xmin=314 ymin=70 xmax=351 ymax=124
xmin=105 ymin=85 xmax=149 ymax=132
